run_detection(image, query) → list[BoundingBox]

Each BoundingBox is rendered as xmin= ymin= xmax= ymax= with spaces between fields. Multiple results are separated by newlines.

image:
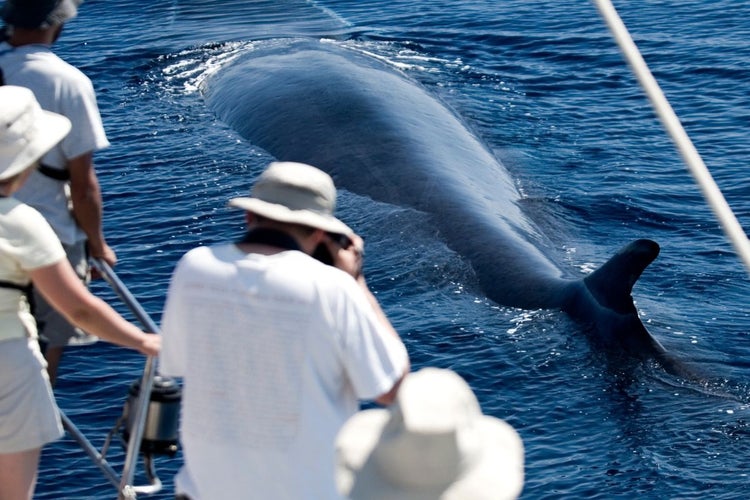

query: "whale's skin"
xmin=203 ymin=39 xmax=671 ymax=364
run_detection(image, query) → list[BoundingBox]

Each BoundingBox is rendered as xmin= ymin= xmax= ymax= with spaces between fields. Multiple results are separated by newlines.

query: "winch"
xmin=122 ymin=375 xmax=182 ymax=457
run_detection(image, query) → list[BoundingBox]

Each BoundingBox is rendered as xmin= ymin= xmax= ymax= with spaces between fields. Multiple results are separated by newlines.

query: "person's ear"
xmin=311 ymin=228 xmax=326 ymax=245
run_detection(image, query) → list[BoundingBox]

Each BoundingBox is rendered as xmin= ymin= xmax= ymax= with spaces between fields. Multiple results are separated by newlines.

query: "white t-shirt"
xmin=0 ymin=43 xmax=110 ymax=245
xmin=0 ymin=198 xmax=66 ymax=343
xmin=159 ymin=244 xmax=409 ymax=499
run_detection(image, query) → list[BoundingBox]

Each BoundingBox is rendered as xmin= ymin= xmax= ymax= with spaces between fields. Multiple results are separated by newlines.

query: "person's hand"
xmin=325 ymin=233 xmax=364 ymax=279
xmin=89 ymin=242 xmax=117 ymax=279
xmin=138 ymin=332 xmax=161 ymax=357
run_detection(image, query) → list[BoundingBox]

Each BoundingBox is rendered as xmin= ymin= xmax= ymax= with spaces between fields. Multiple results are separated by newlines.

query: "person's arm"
xmin=364 ymin=277 xmax=408 ymax=405
xmin=326 ymin=234 xmax=410 ymax=405
xmin=29 ymin=260 xmax=159 ymax=356
xmin=374 ymin=369 xmax=406 ymax=406
xmin=326 ymin=233 xmax=406 ymax=344
xmin=67 ymin=152 xmax=116 ymax=266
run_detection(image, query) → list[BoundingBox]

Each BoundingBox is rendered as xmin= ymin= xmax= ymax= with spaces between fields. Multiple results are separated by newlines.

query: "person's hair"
xmin=252 ymin=213 xmax=317 ymax=237
xmin=0 ymin=170 xmax=24 ymax=189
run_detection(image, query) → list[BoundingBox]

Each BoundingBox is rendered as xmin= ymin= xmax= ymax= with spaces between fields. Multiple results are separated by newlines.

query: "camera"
xmin=327 ymin=232 xmax=353 ymax=249
xmin=313 ymin=232 xmax=353 ymax=265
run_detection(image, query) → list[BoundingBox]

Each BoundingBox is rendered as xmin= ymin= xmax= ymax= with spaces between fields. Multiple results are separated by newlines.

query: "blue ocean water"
xmin=34 ymin=0 xmax=749 ymax=498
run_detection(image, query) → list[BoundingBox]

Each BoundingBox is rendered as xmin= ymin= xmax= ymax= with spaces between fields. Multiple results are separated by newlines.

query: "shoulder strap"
xmin=0 ymin=279 xmax=32 ymax=295
xmin=38 ymin=164 xmax=70 ymax=181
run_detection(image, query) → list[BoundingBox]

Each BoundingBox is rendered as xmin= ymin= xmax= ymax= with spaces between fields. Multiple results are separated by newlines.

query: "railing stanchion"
xmin=83 ymin=258 xmax=165 ymax=499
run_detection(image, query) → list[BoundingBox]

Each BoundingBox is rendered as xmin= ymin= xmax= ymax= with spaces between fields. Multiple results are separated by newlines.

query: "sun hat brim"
xmin=0 ymin=107 xmax=71 ymax=182
xmin=335 ymin=409 xmax=525 ymax=500
xmin=228 ymin=197 xmax=352 ymax=236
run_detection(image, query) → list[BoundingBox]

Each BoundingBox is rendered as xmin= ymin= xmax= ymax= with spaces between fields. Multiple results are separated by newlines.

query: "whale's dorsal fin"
xmin=583 ymin=239 xmax=660 ymax=314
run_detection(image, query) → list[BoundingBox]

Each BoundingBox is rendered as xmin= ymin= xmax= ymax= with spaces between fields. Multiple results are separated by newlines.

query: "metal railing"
xmin=59 ymin=258 xmax=164 ymax=500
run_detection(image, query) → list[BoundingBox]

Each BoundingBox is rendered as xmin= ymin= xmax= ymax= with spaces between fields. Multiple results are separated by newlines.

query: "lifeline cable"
xmin=593 ymin=0 xmax=750 ymax=276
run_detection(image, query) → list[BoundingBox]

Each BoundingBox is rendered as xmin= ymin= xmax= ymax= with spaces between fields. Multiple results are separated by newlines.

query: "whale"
xmin=202 ymin=39 xmax=678 ymax=371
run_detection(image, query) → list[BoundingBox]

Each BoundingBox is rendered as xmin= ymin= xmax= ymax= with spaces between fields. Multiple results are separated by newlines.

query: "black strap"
xmin=38 ymin=164 xmax=70 ymax=181
xmin=0 ymin=227 xmax=35 ymax=310
xmin=0 ymin=279 xmax=32 ymax=295
xmin=237 ymin=228 xmax=301 ymax=251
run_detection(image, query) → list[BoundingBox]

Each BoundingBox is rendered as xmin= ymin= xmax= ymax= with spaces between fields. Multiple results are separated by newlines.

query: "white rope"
xmin=593 ymin=0 xmax=750 ymax=276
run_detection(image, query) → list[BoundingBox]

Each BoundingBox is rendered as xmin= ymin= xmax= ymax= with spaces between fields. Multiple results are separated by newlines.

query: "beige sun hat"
xmin=0 ymin=85 xmax=71 ymax=181
xmin=335 ymin=367 xmax=525 ymax=500
xmin=229 ymin=161 xmax=353 ymax=235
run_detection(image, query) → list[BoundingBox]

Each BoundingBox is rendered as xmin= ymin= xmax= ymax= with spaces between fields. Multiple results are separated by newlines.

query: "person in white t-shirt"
xmin=159 ymin=161 xmax=410 ymax=500
xmin=0 ymin=85 xmax=159 ymax=500
xmin=0 ymin=0 xmax=115 ymax=385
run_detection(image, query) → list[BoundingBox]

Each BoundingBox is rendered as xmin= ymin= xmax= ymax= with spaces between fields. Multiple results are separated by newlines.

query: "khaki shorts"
xmin=35 ymin=240 xmax=98 ymax=349
xmin=0 ymin=338 xmax=63 ymax=452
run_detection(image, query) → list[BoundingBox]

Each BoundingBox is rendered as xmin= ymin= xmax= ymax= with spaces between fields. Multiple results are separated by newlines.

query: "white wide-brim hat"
xmin=229 ymin=161 xmax=352 ymax=236
xmin=0 ymin=86 xmax=71 ymax=181
xmin=335 ymin=368 xmax=525 ymax=500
